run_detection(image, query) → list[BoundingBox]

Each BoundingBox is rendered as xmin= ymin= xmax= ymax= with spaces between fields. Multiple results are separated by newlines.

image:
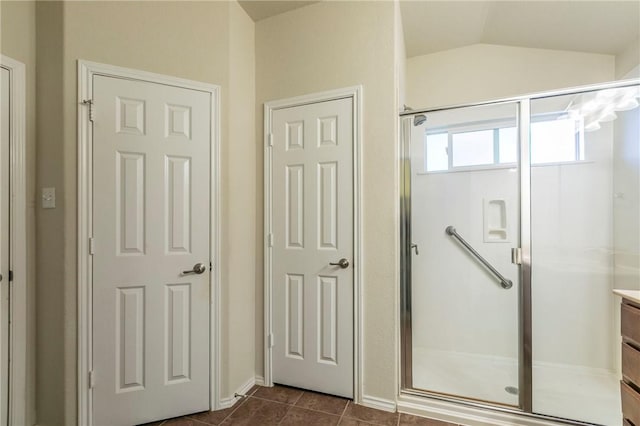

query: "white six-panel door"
xmin=0 ymin=66 xmax=10 ymax=426
xmin=271 ymin=98 xmax=354 ymax=398
xmin=92 ymin=75 xmax=211 ymax=425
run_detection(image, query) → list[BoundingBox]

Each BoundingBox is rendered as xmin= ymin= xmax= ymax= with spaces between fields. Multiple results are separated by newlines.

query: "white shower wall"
xmin=613 ymin=103 xmax=640 ymax=291
xmin=611 ymin=86 xmax=640 ymax=379
xmin=411 ymin=167 xmax=520 ymax=359
xmin=411 ymin=121 xmax=616 ymax=371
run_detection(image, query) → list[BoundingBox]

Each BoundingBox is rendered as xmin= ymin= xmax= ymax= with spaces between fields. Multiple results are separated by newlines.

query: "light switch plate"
xmin=42 ymin=187 xmax=56 ymax=209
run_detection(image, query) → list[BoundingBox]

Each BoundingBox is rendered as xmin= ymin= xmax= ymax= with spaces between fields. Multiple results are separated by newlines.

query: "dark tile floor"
xmin=141 ymin=385 xmax=461 ymax=426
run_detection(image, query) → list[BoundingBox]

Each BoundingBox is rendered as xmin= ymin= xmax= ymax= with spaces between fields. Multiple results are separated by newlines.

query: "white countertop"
xmin=613 ymin=289 xmax=640 ymax=305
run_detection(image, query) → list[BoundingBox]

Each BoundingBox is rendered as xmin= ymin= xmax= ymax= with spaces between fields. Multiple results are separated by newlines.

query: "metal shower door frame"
xmin=399 ymin=98 xmax=530 ymax=412
xmin=399 ymin=78 xmax=640 ymax=423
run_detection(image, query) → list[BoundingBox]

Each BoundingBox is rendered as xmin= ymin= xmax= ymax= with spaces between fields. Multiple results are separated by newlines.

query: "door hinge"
xmin=268 ymin=233 xmax=273 ymax=247
xmin=82 ymin=99 xmax=95 ymax=122
xmin=268 ymin=333 xmax=274 ymax=348
xmin=89 ymin=237 xmax=95 ymax=255
xmin=88 ymin=371 xmax=95 ymax=389
xmin=267 ymin=133 xmax=273 ymax=147
xmin=511 ymin=247 xmax=522 ymax=265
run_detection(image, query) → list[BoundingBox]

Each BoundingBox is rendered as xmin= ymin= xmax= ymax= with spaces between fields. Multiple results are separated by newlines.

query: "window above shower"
xmin=423 ymin=114 xmax=585 ymax=173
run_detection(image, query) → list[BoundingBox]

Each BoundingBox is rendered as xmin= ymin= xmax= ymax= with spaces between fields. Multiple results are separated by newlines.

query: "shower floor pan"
xmin=412 ymin=347 xmax=621 ymax=425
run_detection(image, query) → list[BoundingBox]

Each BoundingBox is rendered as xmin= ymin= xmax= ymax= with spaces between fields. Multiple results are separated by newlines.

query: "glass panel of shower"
xmin=402 ymin=101 xmax=524 ymax=408
xmin=531 ymin=85 xmax=640 ymax=425
xmin=401 ymin=80 xmax=640 ymax=425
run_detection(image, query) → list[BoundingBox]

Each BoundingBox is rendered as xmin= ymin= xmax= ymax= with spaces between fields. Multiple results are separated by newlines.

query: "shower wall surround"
xmin=401 ymin=80 xmax=640 ymax=426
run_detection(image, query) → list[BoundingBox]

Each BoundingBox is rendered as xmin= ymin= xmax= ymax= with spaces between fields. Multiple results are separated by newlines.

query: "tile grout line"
xmin=244 ymin=392 xmax=401 ymax=426
xmin=252 ymin=396 xmax=346 ymax=416
xmin=292 ymin=390 xmax=305 ymax=405
xmin=216 ymin=395 xmax=248 ymax=424
xmin=338 ymin=400 xmax=350 ymax=425
xmin=259 ymin=389 xmax=353 ymax=425
xmin=188 ymin=388 xmax=252 ymax=426
xmin=204 ymin=387 xmax=413 ymax=426
xmin=250 ymin=394 xmax=304 ymax=407
xmin=340 ymin=400 xmax=399 ymax=426
xmin=162 ymin=391 xmax=415 ymax=426
xmin=276 ymin=395 xmax=299 ymax=426
xmin=295 ymin=405 xmax=346 ymax=419
xmin=215 ymin=385 xmax=263 ymax=424
xmin=267 ymin=389 xmax=304 ymax=426
xmin=251 ymin=393 xmax=349 ymax=420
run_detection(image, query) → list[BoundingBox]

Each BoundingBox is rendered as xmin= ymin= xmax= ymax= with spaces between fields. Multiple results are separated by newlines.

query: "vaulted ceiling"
xmin=238 ymin=1 xmax=319 ymax=22
xmin=238 ymin=0 xmax=640 ymax=58
xmin=400 ymin=0 xmax=640 ymax=58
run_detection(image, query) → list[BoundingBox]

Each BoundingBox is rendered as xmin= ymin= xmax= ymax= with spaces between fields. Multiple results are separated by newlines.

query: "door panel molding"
xmin=0 ymin=55 xmax=28 ymax=426
xmin=264 ymin=86 xmax=363 ymax=403
xmin=77 ymin=60 xmax=221 ymax=426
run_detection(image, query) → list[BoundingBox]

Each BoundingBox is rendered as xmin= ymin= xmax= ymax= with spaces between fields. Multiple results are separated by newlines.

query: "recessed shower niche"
xmin=483 ymin=198 xmax=510 ymax=243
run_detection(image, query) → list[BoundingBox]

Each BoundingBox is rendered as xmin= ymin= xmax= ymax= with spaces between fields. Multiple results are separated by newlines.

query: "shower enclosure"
xmin=400 ymin=80 xmax=640 ymax=425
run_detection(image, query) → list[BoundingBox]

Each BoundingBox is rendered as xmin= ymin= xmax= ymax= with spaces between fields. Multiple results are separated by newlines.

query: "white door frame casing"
xmin=263 ymin=86 xmax=363 ymax=402
xmin=77 ymin=60 xmax=221 ymax=425
xmin=0 ymin=55 xmax=28 ymax=426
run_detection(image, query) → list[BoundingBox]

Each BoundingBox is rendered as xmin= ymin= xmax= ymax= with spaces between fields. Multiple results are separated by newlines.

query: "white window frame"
xmin=423 ymin=113 xmax=585 ymax=174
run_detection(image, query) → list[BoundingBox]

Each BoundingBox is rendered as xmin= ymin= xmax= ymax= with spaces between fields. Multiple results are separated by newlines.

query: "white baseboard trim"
xmin=218 ymin=395 xmax=241 ymax=410
xmin=254 ymin=375 xmax=265 ymax=386
xmin=219 ymin=377 xmax=257 ymax=410
xmin=397 ymin=394 xmax=570 ymax=426
xmin=361 ymin=395 xmax=397 ymax=413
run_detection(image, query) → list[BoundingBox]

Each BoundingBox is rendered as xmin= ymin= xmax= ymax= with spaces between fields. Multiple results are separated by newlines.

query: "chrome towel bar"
xmin=445 ymin=226 xmax=513 ymax=289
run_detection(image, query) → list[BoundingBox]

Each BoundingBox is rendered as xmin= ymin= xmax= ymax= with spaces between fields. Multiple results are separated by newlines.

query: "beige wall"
xmin=0 ymin=2 xmax=37 ymax=424
xmin=406 ymin=44 xmax=615 ymax=109
xmin=224 ymin=0 xmax=257 ymax=395
xmin=255 ymin=1 xmax=400 ymax=402
xmin=5 ymin=0 xmax=636 ymax=423
xmin=616 ymin=38 xmax=640 ymax=79
xmin=33 ymin=1 xmax=256 ymax=424
xmin=35 ymin=3 xmax=65 ymax=423
xmin=395 ymin=0 xmax=406 ymax=109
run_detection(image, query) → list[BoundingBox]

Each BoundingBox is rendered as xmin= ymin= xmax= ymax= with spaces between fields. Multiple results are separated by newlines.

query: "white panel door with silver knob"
xmin=92 ymin=75 xmax=211 ymax=425
xmin=270 ymin=97 xmax=354 ymax=398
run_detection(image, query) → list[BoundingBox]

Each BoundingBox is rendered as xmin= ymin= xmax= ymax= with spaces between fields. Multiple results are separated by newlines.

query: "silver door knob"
xmin=183 ymin=263 xmax=207 ymax=275
xmin=329 ymin=258 xmax=350 ymax=269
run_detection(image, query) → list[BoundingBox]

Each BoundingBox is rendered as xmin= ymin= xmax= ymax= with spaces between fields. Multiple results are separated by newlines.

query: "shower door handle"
xmin=511 ymin=248 xmax=522 ymax=265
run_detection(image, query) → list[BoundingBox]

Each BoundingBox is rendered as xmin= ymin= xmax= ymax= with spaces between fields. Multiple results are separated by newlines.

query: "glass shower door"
xmin=406 ymin=101 xmax=523 ymax=407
